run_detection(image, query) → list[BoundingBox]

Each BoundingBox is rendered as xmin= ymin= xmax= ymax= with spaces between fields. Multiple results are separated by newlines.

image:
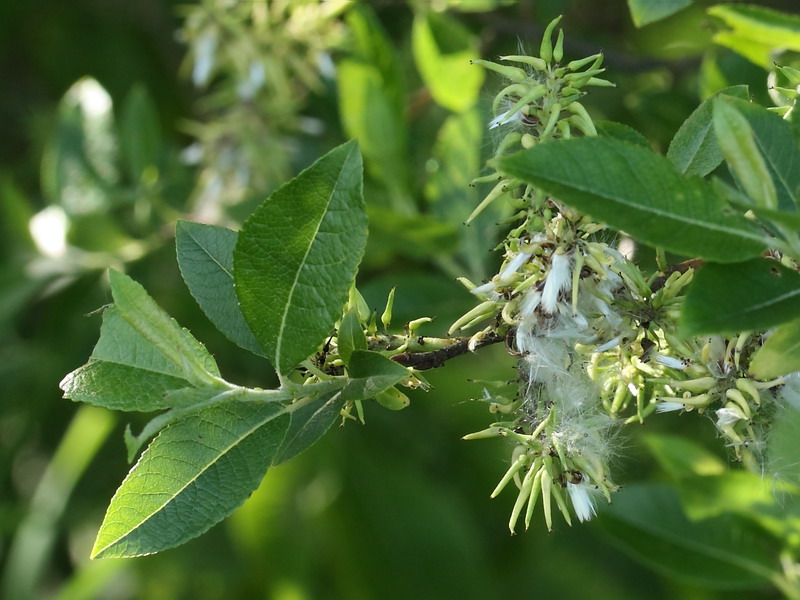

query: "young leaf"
xmin=411 ymin=12 xmax=483 ymax=113
xmin=627 ymin=0 xmax=692 ymax=28
xmin=341 ymin=350 xmax=409 ymax=401
xmin=234 ymin=141 xmax=367 ymax=375
xmin=749 ymin=318 xmax=800 ymax=379
xmin=681 ymin=258 xmax=800 ymax=335
xmin=60 ymin=301 xmax=223 ymax=412
xmin=667 ymin=85 xmax=749 ymax=177
xmin=91 ymin=401 xmax=290 ymax=558
xmin=175 ymin=220 xmax=264 ymax=356
xmin=61 ymin=360 xmax=192 ymax=413
xmin=272 ymin=391 xmax=345 ymax=465
xmin=494 ymin=137 xmax=767 ymax=263
xmin=108 ymin=269 xmax=220 ymax=386
xmin=337 ymin=307 xmax=367 ymax=365
xmin=599 ymin=483 xmax=779 ymax=589
xmin=713 ymin=98 xmax=777 ymax=210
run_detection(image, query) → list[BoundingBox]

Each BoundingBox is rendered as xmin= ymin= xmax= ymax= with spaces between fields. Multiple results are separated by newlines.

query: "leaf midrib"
xmin=714 ymin=287 xmax=800 ymax=322
xmin=274 ymin=149 xmax=352 ymax=371
xmin=518 ymin=151 xmax=766 ymax=244
xmin=185 ymin=228 xmax=234 ymax=279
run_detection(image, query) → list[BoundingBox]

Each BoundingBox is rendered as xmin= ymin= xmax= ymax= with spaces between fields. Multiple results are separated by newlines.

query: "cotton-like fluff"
xmin=541 ymin=251 xmax=572 ymax=314
xmin=567 ymin=476 xmax=604 ymax=522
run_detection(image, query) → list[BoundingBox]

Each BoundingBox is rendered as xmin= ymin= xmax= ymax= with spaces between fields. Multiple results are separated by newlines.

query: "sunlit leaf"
xmin=60 ymin=275 xmax=223 ymax=412
xmin=108 ymin=269 xmax=220 ymax=385
xmin=714 ymin=98 xmax=777 ymax=210
xmin=234 ymin=141 xmax=367 ymax=375
xmin=722 ymin=98 xmax=800 ymax=212
xmin=338 ymin=5 xmax=407 ymax=191
xmin=412 ymin=12 xmax=483 ymax=112
xmin=708 ymin=4 xmax=800 ymax=68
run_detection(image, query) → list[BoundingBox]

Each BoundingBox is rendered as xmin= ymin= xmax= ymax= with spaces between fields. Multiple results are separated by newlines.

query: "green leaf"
xmin=175 ymin=220 xmax=263 ymax=357
xmin=411 ymin=12 xmax=483 ymax=113
xmin=234 ymin=141 xmax=367 ymax=375
xmin=61 ymin=361 xmax=190 ymax=413
xmin=628 ymin=0 xmax=692 ymax=27
xmin=91 ymin=401 xmax=290 ymax=558
xmin=641 ymin=433 xmax=725 ymax=480
xmin=723 ymin=98 xmax=800 ymax=212
xmin=494 ymin=137 xmax=767 ymax=263
xmin=119 ymin=84 xmax=160 ymax=183
xmin=60 ymin=304 xmax=221 ymax=412
xmin=713 ymin=98 xmax=777 ymax=210
xmin=272 ymin=392 xmax=345 ymax=465
xmin=594 ymin=120 xmax=650 ymax=148
xmin=599 ymin=483 xmax=779 ymax=589
xmin=341 ymin=350 xmax=409 ymax=401
xmin=337 ymin=307 xmax=367 ymax=365
xmin=708 ymin=5 xmax=800 ymax=68
xmin=122 ymin=387 xmax=237 ymax=461
xmin=338 ymin=6 xmax=407 ymax=191
xmin=108 ymin=269 xmax=220 ymax=385
xmin=667 ymin=85 xmax=750 ymax=177
xmin=712 ymin=32 xmax=773 ymax=68
xmin=681 ymin=258 xmax=800 ymax=335
xmin=749 ymin=318 xmax=800 ymax=379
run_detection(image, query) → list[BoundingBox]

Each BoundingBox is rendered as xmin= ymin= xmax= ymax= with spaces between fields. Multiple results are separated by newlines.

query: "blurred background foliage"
xmin=2 ymin=0 xmax=800 ymax=598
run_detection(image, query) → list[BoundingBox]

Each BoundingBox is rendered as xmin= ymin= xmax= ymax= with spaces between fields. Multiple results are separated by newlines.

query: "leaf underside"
xmin=92 ymin=401 xmax=289 ymax=558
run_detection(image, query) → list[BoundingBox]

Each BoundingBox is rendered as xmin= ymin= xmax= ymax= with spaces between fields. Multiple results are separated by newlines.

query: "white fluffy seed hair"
xmin=541 ymin=251 xmax=572 ymax=314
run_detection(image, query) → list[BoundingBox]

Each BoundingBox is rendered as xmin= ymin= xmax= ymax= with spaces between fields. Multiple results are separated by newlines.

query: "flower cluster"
xmin=457 ymin=16 xmax=798 ymax=532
